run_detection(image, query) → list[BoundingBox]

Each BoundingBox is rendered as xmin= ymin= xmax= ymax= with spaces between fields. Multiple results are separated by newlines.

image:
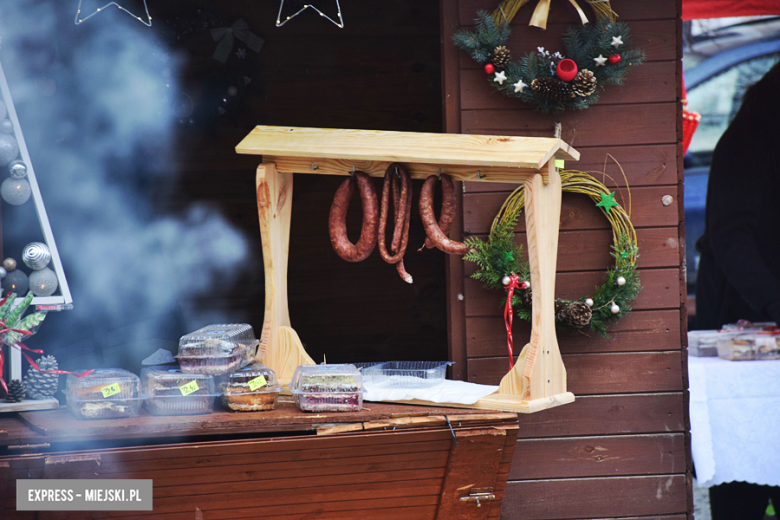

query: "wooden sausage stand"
xmin=0 ymin=126 xmax=578 ymax=519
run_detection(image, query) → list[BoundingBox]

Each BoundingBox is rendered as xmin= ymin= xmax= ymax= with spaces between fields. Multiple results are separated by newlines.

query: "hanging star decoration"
xmin=593 ymin=54 xmax=608 ymax=66
xmin=611 ymin=35 xmax=623 ymax=48
xmin=277 ymin=0 xmax=344 ymax=28
xmin=494 ymin=71 xmax=508 ymax=85
xmin=513 ymin=79 xmax=527 ymax=93
xmin=74 ymin=0 xmax=152 ymax=26
xmin=595 ymin=191 xmax=620 ymax=214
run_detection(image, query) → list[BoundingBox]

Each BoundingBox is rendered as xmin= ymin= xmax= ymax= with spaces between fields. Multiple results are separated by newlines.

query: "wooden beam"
xmin=236 ymin=126 xmax=579 ymax=171
xmin=264 ymin=155 xmax=548 ymax=184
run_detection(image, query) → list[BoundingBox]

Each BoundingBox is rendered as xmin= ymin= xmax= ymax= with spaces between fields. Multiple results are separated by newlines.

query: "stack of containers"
xmin=65 ymin=323 xmax=286 ymax=419
xmin=290 ymin=364 xmax=364 ymax=412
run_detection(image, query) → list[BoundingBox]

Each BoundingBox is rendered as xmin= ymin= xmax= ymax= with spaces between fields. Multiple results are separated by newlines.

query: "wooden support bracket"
xmin=241 ymin=126 xmax=578 ymax=413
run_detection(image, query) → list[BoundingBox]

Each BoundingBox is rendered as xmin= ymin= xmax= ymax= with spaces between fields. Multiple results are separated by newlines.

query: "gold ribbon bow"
xmin=211 ymin=19 xmax=264 ymax=63
xmin=493 ymin=0 xmax=616 ymax=30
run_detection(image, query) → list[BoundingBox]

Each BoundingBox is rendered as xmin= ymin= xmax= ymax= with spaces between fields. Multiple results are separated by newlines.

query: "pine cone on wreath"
xmin=24 ymin=355 xmax=59 ymax=400
xmin=5 ymin=379 xmax=25 ymax=403
xmin=531 ymin=77 xmax=575 ymax=102
xmin=522 ymin=288 xmax=533 ymax=307
xmin=492 ymin=46 xmax=511 ymax=68
xmin=555 ymin=299 xmax=568 ymax=322
xmin=572 ymin=69 xmax=597 ymax=97
xmin=566 ymin=301 xmax=593 ymax=328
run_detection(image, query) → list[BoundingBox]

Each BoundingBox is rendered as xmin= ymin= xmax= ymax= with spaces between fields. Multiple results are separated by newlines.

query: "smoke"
xmin=0 ymin=2 xmax=250 ymax=372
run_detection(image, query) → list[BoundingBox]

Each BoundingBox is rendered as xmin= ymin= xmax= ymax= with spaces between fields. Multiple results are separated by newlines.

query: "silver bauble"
xmin=0 ymin=267 xmax=7 ymax=279
xmin=22 ymin=242 xmax=51 ymax=270
xmin=0 ymin=133 xmax=18 ymax=166
xmin=3 ymin=258 xmax=16 ymax=272
xmin=0 ymin=119 xmax=13 ymax=134
xmin=9 ymin=160 xmax=27 ymax=179
xmin=610 ymin=303 xmax=620 ymax=314
xmin=3 ymin=269 xmax=28 ymax=295
xmin=502 ymin=275 xmax=511 ymax=286
xmin=29 ymin=268 xmax=58 ymax=296
xmin=0 ymin=99 xmax=6 ymax=120
xmin=616 ymin=276 xmax=626 ymax=286
xmin=1 ymin=177 xmax=31 ymax=205
xmin=585 ymin=298 xmax=594 ymax=307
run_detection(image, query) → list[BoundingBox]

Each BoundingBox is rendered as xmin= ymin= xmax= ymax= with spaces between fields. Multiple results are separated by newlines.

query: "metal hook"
xmin=438 ymin=168 xmax=442 ymax=178
xmin=394 ymin=166 xmax=399 ymax=177
xmin=311 ymin=162 xmax=319 ymax=171
xmin=477 ymin=170 xmax=484 ymax=179
xmin=350 ymin=166 xmax=356 ymax=176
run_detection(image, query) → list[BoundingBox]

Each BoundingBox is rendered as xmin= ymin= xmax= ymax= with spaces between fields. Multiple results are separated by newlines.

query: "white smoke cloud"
xmin=0 ymin=2 xmax=250 ymax=370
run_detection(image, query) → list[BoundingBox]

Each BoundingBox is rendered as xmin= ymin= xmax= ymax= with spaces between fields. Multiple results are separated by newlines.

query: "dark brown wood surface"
xmin=441 ymin=0 xmax=689 ymax=518
xmin=10 ymin=402 xmax=516 ymax=444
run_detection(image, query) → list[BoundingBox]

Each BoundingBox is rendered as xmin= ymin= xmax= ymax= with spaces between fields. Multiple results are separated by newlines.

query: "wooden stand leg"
xmin=497 ymin=163 xmax=572 ymax=407
xmin=255 ymin=163 xmax=314 ymax=380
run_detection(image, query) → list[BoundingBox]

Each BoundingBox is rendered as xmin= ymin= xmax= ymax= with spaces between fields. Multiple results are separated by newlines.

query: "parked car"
xmin=683 ymin=32 xmax=780 ymax=296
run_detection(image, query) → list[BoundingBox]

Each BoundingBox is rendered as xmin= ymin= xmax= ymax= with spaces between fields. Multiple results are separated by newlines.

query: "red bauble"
xmin=555 ymin=59 xmax=578 ymax=82
xmin=608 ymin=54 xmax=622 ymax=64
xmin=484 ymin=63 xmax=495 ymax=75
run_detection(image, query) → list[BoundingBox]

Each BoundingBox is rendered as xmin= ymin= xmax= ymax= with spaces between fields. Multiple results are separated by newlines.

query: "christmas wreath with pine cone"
xmin=453 ymin=10 xmax=645 ymax=113
xmin=464 ymin=167 xmax=641 ymax=336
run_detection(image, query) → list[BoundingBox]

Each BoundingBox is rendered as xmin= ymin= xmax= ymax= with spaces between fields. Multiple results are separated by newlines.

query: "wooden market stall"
xmin=441 ymin=0 xmax=690 ymax=518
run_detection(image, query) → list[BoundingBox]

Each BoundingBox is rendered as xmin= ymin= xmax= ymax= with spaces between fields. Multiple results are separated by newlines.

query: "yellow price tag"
xmin=179 ymin=380 xmax=199 ymax=396
xmin=247 ymin=375 xmax=268 ymax=391
xmin=554 ymin=159 xmax=565 ymax=169
xmin=101 ymin=383 xmax=121 ymax=398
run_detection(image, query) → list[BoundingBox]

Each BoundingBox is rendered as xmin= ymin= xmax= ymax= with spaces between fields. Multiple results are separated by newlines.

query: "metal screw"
xmin=662 ymin=195 xmax=673 ymax=206
xmin=457 ymin=293 xmax=464 ymax=301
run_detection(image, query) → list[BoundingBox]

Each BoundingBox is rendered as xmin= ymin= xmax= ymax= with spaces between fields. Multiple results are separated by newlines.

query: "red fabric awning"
xmin=683 ymin=1 xmax=780 ymax=20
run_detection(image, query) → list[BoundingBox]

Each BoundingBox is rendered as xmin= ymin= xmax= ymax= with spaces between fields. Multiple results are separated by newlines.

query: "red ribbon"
xmin=504 ymin=274 xmax=530 ymax=370
xmin=0 ymin=317 xmax=94 ymax=396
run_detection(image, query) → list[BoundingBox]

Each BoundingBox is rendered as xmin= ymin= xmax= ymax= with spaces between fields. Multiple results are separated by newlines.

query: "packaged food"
xmin=688 ymin=330 xmax=740 ymax=357
xmin=290 ymin=364 xmax=363 ymax=412
xmin=141 ymin=367 xmax=216 ymax=416
xmin=65 ymin=369 xmax=142 ymax=420
xmin=716 ymin=333 xmax=780 ymax=361
xmin=720 ymin=320 xmax=778 ymax=332
xmin=218 ymin=362 xmax=282 ymax=412
xmin=177 ymin=323 xmax=259 ymax=375
xmin=362 ymin=361 xmax=453 ymax=389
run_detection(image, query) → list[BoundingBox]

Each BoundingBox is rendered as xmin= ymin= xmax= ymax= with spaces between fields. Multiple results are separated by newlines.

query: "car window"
xmin=687 ymin=53 xmax=779 ymax=159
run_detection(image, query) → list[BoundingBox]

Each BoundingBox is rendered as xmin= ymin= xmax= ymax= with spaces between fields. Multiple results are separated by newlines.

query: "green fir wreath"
xmin=453 ymin=12 xmax=645 ymax=113
xmin=464 ymin=169 xmax=641 ymax=336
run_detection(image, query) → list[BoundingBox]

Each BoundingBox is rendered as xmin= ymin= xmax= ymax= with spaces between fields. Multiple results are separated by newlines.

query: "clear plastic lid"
xmin=716 ymin=333 xmax=780 ymax=361
xmin=66 ymin=368 xmax=140 ymax=397
xmin=141 ymin=367 xmax=216 ymax=397
xmin=178 ymin=323 xmax=258 ymax=357
xmin=290 ymin=364 xmax=363 ymax=393
xmin=221 ymin=362 xmax=278 ymax=388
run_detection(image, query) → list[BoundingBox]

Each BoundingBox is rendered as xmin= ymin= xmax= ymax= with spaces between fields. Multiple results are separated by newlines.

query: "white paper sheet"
xmin=363 ymin=378 xmax=499 ymax=405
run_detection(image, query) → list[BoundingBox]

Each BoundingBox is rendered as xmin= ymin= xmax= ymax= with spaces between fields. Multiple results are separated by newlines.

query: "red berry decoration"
xmin=484 ymin=63 xmax=495 ymax=75
xmin=555 ymin=59 xmax=578 ymax=82
xmin=608 ymin=54 xmax=622 ymax=64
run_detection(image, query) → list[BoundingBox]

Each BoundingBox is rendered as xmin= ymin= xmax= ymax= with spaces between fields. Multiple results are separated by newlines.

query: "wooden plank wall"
xmin=441 ymin=1 xmax=691 ymax=519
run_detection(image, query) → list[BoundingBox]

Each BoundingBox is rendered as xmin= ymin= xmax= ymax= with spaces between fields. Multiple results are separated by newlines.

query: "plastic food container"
xmin=362 ymin=361 xmax=453 ymax=389
xmin=716 ymin=333 xmax=780 ymax=361
xmin=177 ymin=323 xmax=259 ymax=375
xmin=218 ymin=363 xmax=283 ymax=412
xmin=290 ymin=364 xmax=363 ymax=412
xmin=688 ymin=330 xmax=741 ymax=357
xmin=65 ymin=369 xmax=142 ymax=420
xmin=141 ymin=367 xmax=216 ymax=416
xmin=720 ymin=320 xmax=778 ymax=332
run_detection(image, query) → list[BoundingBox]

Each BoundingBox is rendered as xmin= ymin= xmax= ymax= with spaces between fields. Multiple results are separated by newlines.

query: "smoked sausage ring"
xmin=329 ymin=171 xmax=379 ymax=262
xmin=422 ymin=174 xmax=456 ymax=250
xmin=419 ymin=175 xmax=470 ymax=255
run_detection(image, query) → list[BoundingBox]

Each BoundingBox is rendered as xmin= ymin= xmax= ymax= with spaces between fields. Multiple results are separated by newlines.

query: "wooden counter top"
xmin=0 ymin=399 xmax=516 ymax=446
